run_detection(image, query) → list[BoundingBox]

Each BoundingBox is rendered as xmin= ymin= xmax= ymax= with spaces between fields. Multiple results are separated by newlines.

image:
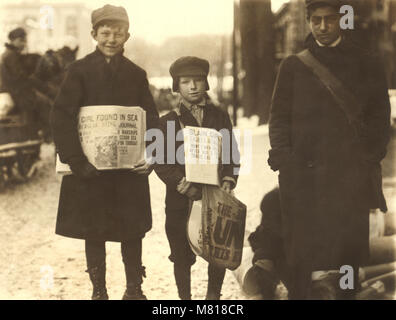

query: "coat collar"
xmin=315 ymin=36 xmax=342 ymax=48
xmin=175 ymin=97 xmax=206 ymax=116
xmin=4 ymin=43 xmax=19 ymax=52
xmin=91 ymin=46 xmax=124 ymax=64
xmin=174 ymin=101 xmax=217 ymax=129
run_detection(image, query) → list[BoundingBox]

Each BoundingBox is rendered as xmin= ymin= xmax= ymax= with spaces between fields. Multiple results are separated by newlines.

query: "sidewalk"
xmin=0 ymin=131 xmax=276 ymax=300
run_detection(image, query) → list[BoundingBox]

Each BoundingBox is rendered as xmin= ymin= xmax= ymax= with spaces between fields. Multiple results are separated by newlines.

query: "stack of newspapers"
xmin=183 ymin=126 xmax=222 ymax=186
xmin=56 ymin=105 xmax=146 ymax=174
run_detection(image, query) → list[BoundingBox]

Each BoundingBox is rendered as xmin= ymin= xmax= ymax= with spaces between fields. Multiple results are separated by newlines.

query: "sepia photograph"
xmin=0 ymin=0 xmax=395 ymax=303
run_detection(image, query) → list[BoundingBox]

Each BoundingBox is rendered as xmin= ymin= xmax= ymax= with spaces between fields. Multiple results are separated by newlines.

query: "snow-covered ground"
xmin=0 ymin=130 xmax=277 ymax=300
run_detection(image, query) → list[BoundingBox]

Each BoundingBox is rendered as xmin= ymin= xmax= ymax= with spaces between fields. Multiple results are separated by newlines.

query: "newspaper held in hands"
xmin=56 ymin=105 xmax=146 ymax=175
xmin=183 ymin=126 xmax=222 ymax=186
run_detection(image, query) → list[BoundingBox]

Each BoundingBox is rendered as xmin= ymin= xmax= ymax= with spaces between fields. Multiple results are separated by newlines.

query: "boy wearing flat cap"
xmin=154 ymin=56 xmax=240 ymax=300
xmin=50 ymin=4 xmax=159 ymax=300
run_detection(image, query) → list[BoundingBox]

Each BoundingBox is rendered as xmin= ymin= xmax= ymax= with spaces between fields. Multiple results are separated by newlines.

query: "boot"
xmin=205 ymin=264 xmax=226 ymax=300
xmin=174 ymin=263 xmax=192 ymax=300
xmin=122 ymin=266 xmax=147 ymax=300
xmin=252 ymin=259 xmax=279 ymax=299
xmin=86 ymin=262 xmax=108 ymax=300
xmin=308 ymin=272 xmax=340 ymax=300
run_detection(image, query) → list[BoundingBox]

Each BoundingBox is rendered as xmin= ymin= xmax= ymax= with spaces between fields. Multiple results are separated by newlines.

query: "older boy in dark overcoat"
xmin=50 ymin=5 xmax=159 ymax=300
xmin=268 ymin=0 xmax=390 ymax=299
xmin=154 ymin=56 xmax=240 ymax=300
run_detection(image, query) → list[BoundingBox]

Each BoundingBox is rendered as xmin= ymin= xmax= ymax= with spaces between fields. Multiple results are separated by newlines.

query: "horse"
xmin=0 ymin=46 xmax=78 ymax=188
xmin=23 ymin=46 xmax=78 ymax=100
xmin=34 ymin=46 xmax=78 ymax=88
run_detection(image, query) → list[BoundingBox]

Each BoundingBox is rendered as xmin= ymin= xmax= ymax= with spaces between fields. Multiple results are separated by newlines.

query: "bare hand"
xmin=185 ymin=184 xmax=202 ymax=201
xmin=69 ymin=158 xmax=100 ymax=180
xmin=177 ymin=177 xmax=191 ymax=194
xmin=130 ymin=160 xmax=154 ymax=175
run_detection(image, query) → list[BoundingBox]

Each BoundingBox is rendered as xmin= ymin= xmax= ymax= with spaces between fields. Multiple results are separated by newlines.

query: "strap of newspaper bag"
xmin=297 ymin=49 xmax=364 ymax=136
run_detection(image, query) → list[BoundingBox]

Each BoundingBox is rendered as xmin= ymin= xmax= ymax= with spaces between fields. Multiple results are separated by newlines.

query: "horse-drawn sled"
xmin=0 ymin=92 xmax=42 ymax=188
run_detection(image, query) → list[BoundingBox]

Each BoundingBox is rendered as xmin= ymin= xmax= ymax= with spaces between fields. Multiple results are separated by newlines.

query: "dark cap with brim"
xmin=8 ymin=27 xmax=26 ymax=40
xmin=169 ymin=56 xmax=210 ymax=92
xmin=91 ymin=4 xmax=129 ymax=29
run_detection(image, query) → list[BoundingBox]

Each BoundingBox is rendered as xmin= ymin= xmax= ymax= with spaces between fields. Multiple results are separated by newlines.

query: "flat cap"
xmin=91 ymin=4 xmax=129 ymax=29
xmin=169 ymin=56 xmax=210 ymax=92
xmin=8 ymin=27 xmax=26 ymax=40
xmin=305 ymin=0 xmax=341 ymax=9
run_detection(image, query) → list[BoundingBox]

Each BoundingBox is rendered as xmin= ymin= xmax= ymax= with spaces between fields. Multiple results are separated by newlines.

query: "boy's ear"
xmin=91 ymin=29 xmax=97 ymax=40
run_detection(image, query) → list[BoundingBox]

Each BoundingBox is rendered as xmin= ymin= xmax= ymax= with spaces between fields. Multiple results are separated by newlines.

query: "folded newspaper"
xmin=56 ymin=105 xmax=146 ymax=174
xmin=183 ymin=126 xmax=222 ymax=186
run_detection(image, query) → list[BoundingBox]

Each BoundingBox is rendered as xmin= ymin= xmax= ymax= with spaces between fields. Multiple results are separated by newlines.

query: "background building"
xmin=0 ymin=1 xmax=93 ymax=57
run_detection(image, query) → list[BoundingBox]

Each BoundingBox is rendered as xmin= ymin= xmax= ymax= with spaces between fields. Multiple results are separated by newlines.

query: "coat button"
xmin=307 ymin=161 xmax=314 ymax=168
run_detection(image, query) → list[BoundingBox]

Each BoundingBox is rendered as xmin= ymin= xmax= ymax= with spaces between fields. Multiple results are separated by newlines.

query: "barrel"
xmin=356 ymin=281 xmax=385 ymax=300
xmin=369 ymin=235 xmax=396 ymax=265
xmin=360 ymin=262 xmax=396 ymax=281
xmin=360 ymin=271 xmax=396 ymax=292
xmin=384 ymin=212 xmax=396 ymax=236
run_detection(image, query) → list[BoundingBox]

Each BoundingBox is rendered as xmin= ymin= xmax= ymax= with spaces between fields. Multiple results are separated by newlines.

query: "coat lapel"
xmin=179 ymin=104 xmax=200 ymax=127
xmin=202 ymin=103 xmax=216 ymax=128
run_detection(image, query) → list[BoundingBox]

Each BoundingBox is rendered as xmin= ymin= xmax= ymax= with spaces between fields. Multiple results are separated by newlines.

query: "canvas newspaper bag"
xmin=187 ymin=185 xmax=247 ymax=271
xmin=179 ymin=118 xmax=246 ymax=270
xmin=56 ymin=105 xmax=146 ymax=174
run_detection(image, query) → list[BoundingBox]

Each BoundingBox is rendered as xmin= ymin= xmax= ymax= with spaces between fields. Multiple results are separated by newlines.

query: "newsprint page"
xmin=0 ymin=0 xmax=395 ymax=313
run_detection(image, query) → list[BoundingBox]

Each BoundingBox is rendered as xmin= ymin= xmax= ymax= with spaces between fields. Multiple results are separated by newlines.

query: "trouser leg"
xmin=121 ymin=237 xmax=147 ymax=300
xmin=206 ymin=263 xmax=226 ymax=300
xmin=85 ymin=239 xmax=106 ymax=269
xmin=85 ymin=239 xmax=108 ymax=300
xmin=174 ymin=263 xmax=192 ymax=300
xmin=165 ymin=208 xmax=196 ymax=300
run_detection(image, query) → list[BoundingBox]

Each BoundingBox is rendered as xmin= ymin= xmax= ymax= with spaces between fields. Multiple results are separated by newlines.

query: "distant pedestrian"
xmin=0 ymin=27 xmax=51 ymax=139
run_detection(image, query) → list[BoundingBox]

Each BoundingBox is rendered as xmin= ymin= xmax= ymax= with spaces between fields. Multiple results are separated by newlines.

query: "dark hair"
xmin=93 ymin=20 xmax=129 ymax=33
xmin=306 ymin=3 xmax=339 ymax=21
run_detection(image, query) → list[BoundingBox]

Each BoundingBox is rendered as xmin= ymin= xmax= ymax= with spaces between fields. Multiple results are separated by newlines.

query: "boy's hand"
xmin=221 ymin=181 xmax=232 ymax=194
xmin=177 ymin=177 xmax=202 ymax=200
xmin=69 ymin=157 xmax=100 ymax=179
xmin=177 ymin=177 xmax=191 ymax=194
xmin=130 ymin=160 xmax=154 ymax=175
xmin=185 ymin=184 xmax=202 ymax=201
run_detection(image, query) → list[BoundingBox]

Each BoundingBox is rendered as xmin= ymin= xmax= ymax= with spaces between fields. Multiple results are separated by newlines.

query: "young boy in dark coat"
xmin=50 ymin=4 xmax=159 ymax=300
xmin=249 ymin=187 xmax=359 ymax=300
xmin=154 ymin=56 xmax=240 ymax=300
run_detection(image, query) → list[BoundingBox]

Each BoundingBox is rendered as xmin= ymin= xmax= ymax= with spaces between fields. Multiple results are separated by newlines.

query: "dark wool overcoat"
xmin=268 ymin=35 xmax=391 ymax=296
xmin=50 ymin=48 xmax=159 ymax=242
xmin=154 ymin=103 xmax=240 ymax=213
xmin=0 ymin=44 xmax=42 ymax=142
xmin=0 ymin=44 xmax=37 ymax=114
